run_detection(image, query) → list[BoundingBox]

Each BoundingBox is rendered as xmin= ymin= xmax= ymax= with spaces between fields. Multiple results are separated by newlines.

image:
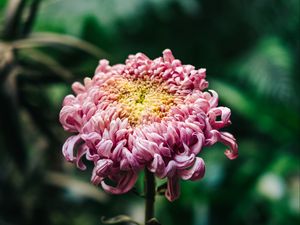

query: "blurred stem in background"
xmin=0 ymin=0 xmax=105 ymax=171
xmin=0 ymin=1 xmax=108 ymax=224
xmin=0 ymin=0 xmax=40 ymax=170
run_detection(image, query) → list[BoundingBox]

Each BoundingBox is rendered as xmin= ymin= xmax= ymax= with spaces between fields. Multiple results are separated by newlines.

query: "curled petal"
xmin=97 ymin=139 xmax=113 ymax=158
xmin=115 ymin=129 xmax=128 ymax=141
xmin=94 ymin=159 xmax=113 ymax=176
xmin=173 ymin=154 xmax=195 ymax=169
xmin=81 ymin=132 xmax=101 ymax=150
xmin=91 ymin=159 xmax=113 ymax=185
xmin=62 ymin=135 xmax=81 ymax=162
xmin=220 ymin=132 xmax=238 ymax=160
xmin=165 ymin=125 xmax=179 ymax=147
xmin=205 ymin=130 xmax=238 ymax=160
xmin=121 ymin=147 xmax=141 ymax=171
xmin=101 ymin=171 xmax=138 ymax=194
xmin=86 ymin=149 xmax=100 ymax=162
xmin=190 ymin=133 xmax=205 ymax=155
xmin=208 ymin=107 xmax=231 ymax=129
xmin=62 ymin=94 xmax=76 ymax=106
xmin=158 ymin=143 xmax=172 ymax=158
xmin=148 ymin=154 xmax=166 ymax=178
xmin=133 ymin=138 xmax=155 ymax=162
xmin=76 ymin=145 xmax=88 ymax=170
xmin=178 ymin=157 xmax=205 ymax=181
xmin=166 ymin=176 xmax=180 ymax=202
xmin=59 ymin=105 xmax=82 ymax=132
xmin=91 ymin=171 xmax=102 ymax=185
xmin=208 ymin=90 xmax=218 ymax=108
xmin=164 ymin=161 xmax=178 ymax=177
xmin=112 ymin=140 xmax=127 ymax=161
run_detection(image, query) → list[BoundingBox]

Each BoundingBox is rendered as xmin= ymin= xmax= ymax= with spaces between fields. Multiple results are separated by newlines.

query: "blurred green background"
xmin=0 ymin=0 xmax=299 ymax=225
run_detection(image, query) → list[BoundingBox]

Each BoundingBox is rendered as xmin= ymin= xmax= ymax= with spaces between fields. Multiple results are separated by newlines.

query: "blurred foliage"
xmin=0 ymin=0 xmax=299 ymax=225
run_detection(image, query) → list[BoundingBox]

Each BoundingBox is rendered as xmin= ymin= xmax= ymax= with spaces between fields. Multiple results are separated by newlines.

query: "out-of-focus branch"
xmin=2 ymin=0 xmax=26 ymax=40
xmin=21 ymin=0 xmax=41 ymax=37
xmin=21 ymin=49 xmax=73 ymax=81
xmin=46 ymin=171 xmax=108 ymax=203
xmin=0 ymin=68 xmax=27 ymax=170
xmin=0 ymin=42 xmax=14 ymax=83
xmin=18 ymin=69 xmax=70 ymax=84
xmin=13 ymin=32 xmax=107 ymax=58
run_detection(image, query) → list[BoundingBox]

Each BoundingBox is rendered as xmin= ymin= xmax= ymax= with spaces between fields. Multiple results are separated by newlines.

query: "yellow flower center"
xmin=105 ymin=78 xmax=174 ymax=125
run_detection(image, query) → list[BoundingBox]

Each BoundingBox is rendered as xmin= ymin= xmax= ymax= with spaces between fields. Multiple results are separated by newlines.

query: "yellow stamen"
xmin=104 ymin=78 xmax=174 ymax=125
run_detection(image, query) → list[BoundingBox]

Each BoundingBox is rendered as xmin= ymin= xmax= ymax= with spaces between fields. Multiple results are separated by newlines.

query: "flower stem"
xmin=144 ymin=168 xmax=155 ymax=224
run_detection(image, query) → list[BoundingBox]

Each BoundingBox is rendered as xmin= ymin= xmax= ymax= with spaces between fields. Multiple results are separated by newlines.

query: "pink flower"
xmin=59 ymin=49 xmax=238 ymax=201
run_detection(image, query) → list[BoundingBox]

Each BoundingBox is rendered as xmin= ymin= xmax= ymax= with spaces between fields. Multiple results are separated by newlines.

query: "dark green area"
xmin=0 ymin=0 xmax=299 ymax=225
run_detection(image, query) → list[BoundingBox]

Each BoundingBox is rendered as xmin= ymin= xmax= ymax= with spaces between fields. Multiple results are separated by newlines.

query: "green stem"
xmin=144 ymin=168 xmax=156 ymax=224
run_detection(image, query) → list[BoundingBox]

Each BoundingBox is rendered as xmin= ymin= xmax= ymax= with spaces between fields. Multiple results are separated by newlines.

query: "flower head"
xmin=59 ymin=49 xmax=238 ymax=201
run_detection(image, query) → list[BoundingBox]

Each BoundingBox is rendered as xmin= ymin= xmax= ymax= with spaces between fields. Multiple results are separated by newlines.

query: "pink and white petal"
xmin=220 ymin=132 xmax=238 ymax=160
xmin=72 ymin=81 xmax=86 ymax=94
xmin=208 ymin=107 xmax=231 ymax=129
xmin=121 ymin=147 xmax=141 ymax=171
xmin=76 ymin=144 xmax=88 ymax=170
xmin=112 ymin=140 xmax=127 ymax=161
xmin=164 ymin=160 xmax=178 ymax=177
xmin=97 ymin=139 xmax=113 ymax=158
xmin=62 ymin=135 xmax=81 ymax=162
xmin=174 ymin=154 xmax=195 ymax=169
xmin=166 ymin=176 xmax=180 ymax=202
xmin=158 ymin=143 xmax=172 ymax=158
xmin=207 ymin=90 xmax=219 ymax=108
xmin=95 ymin=59 xmax=110 ymax=74
xmin=101 ymin=171 xmax=138 ymax=194
xmin=94 ymin=159 xmax=113 ymax=176
xmin=81 ymin=132 xmax=102 ymax=150
xmin=190 ymin=133 xmax=205 ymax=155
xmin=91 ymin=171 xmax=102 ymax=185
xmin=59 ymin=105 xmax=81 ymax=132
xmin=148 ymin=154 xmax=166 ymax=178
xmin=162 ymin=49 xmax=175 ymax=64
xmin=133 ymin=138 xmax=155 ymax=162
xmin=178 ymin=157 xmax=205 ymax=181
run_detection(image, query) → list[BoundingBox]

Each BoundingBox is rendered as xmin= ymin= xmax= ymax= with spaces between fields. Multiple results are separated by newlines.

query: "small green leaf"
xmin=101 ymin=215 xmax=141 ymax=225
xmin=146 ymin=218 xmax=161 ymax=225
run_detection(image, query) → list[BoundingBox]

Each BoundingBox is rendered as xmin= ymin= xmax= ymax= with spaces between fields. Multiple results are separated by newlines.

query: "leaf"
xmin=101 ymin=215 xmax=141 ymax=225
xmin=46 ymin=172 xmax=108 ymax=203
xmin=146 ymin=218 xmax=161 ymax=225
xmin=232 ymin=37 xmax=295 ymax=104
xmin=210 ymin=79 xmax=297 ymax=141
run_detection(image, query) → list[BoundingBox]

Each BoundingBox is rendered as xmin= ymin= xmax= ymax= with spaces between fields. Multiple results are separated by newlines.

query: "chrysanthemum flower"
xmin=59 ymin=49 xmax=238 ymax=201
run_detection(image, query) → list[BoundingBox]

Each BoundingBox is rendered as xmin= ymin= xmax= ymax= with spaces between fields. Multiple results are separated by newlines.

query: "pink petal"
xmin=220 ymin=132 xmax=238 ymax=160
xmin=166 ymin=176 xmax=180 ymax=202
xmin=76 ymin=145 xmax=88 ymax=170
xmin=101 ymin=171 xmax=138 ymax=194
xmin=62 ymin=135 xmax=81 ymax=162
xmin=178 ymin=157 xmax=205 ymax=181
xmin=148 ymin=154 xmax=166 ymax=178
xmin=97 ymin=139 xmax=113 ymax=158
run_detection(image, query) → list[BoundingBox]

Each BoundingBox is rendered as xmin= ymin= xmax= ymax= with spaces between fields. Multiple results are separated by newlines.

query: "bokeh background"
xmin=0 ymin=0 xmax=299 ymax=225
